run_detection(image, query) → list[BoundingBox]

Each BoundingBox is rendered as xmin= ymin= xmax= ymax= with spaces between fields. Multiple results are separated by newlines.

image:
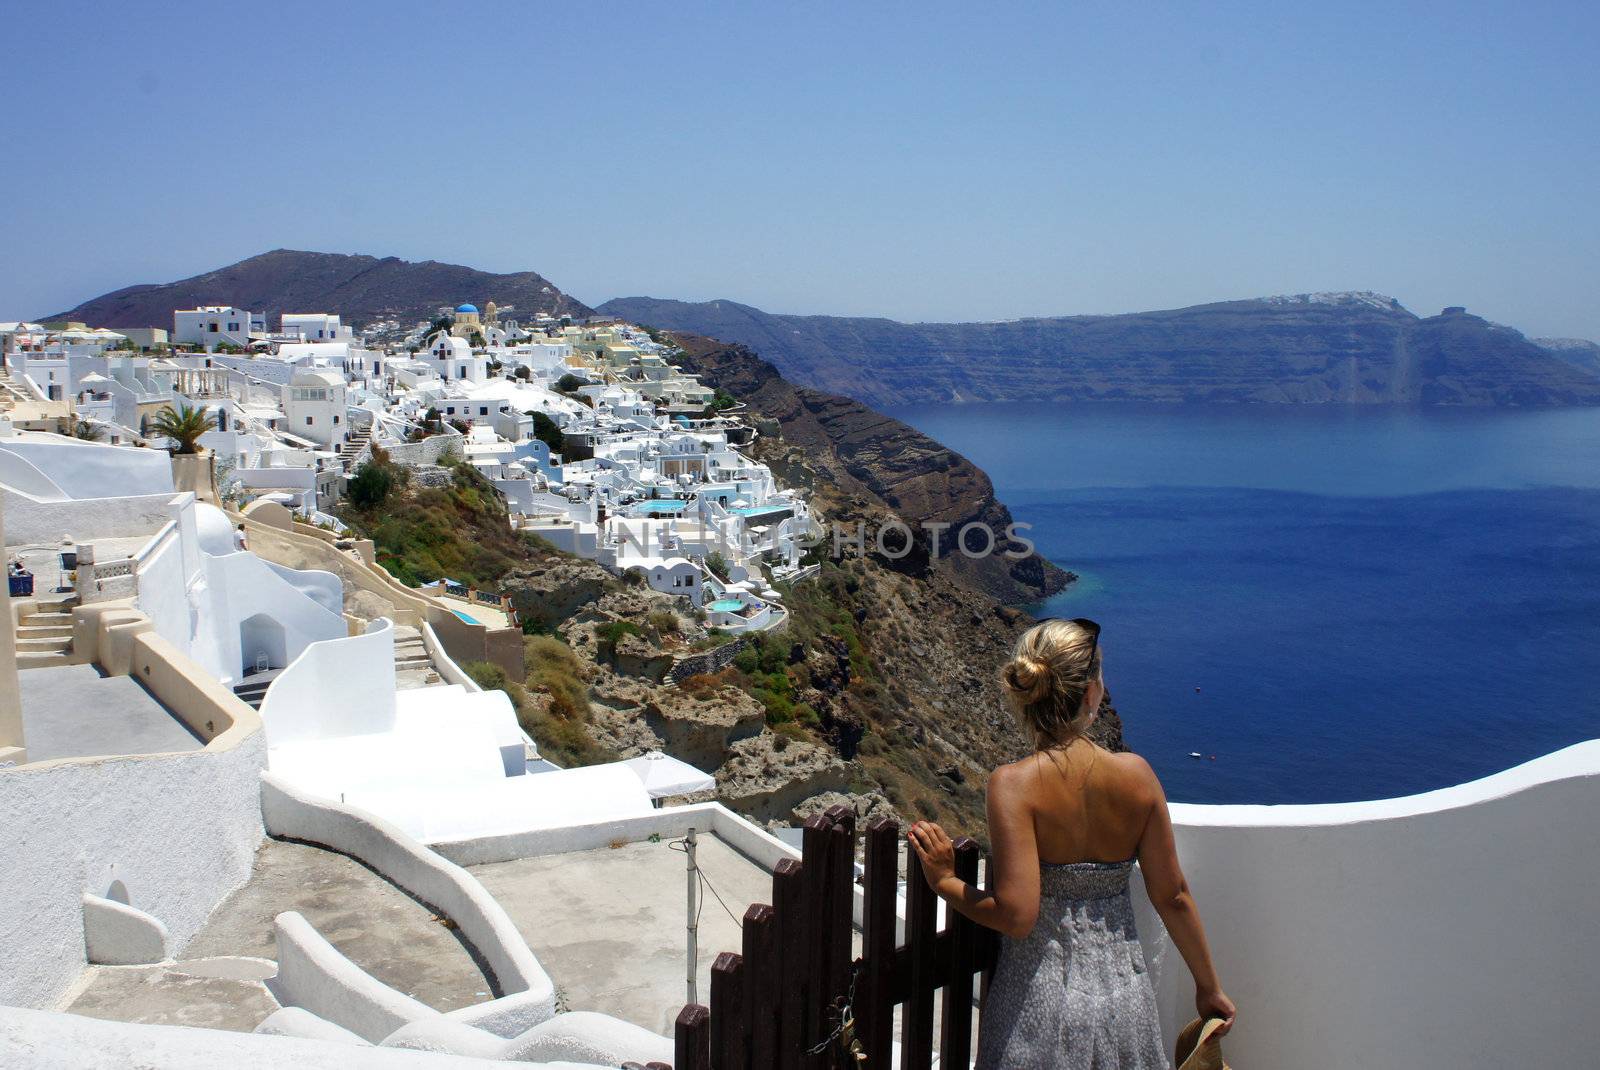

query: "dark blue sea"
xmin=886 ymin=403 xmax=1600 ymax=804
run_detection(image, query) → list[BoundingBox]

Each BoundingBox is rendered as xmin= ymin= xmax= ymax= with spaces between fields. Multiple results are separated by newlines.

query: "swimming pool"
xmin=452 ymin=609 xmax=480 ymax=624
xmin=632 ymin=500 xmax=689 ymax=516
xmin=707 ymin=598 xmax=745 ymax=613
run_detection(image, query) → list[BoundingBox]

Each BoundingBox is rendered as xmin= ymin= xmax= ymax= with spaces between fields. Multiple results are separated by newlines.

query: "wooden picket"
xmin=673 ymin=810 xmax=997 ymax=1069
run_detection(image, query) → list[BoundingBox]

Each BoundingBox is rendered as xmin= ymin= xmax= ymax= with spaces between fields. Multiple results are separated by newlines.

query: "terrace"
xmin=18 ymin=663 xmax=202 ymax=762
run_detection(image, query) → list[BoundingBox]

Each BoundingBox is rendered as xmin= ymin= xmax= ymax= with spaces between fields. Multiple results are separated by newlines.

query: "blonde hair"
xmin=1001 ymin=619 xmax=1102 ymax=749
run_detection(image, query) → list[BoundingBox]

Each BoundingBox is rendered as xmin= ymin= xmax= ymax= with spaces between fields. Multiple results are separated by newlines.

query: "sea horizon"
xmin=889 ymin=401 xmax=1600 ymax=805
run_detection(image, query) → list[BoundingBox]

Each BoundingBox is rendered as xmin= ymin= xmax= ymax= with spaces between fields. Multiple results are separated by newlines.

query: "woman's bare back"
xmin=1005 ymin=742 xmax=1157 ymax=865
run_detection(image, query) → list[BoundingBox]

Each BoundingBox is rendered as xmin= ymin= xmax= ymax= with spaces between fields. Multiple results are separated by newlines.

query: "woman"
xmin=908 ymin=618 xmax=1235 ymax=1069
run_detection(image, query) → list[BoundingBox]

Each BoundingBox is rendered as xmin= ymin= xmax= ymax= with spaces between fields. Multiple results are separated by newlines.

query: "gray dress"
xmin=975 ymin=860 xmax=1169 ymax=1070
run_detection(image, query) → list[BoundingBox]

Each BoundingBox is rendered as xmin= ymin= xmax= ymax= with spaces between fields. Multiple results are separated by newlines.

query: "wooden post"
xmin=979 ymin=851 xmax=1000 ymax=1000
xmin=712 ymin=951 xmax=747 ymax=1070
xmin=773 ymin=857 xmax=806 ymax=1070
xmin=743 ymin=904 xmax=778 ymax=1070
xmin=825 ymin=804 xmax=856 ymax=1009
xmin=675 ymin=1004 xmax=711 ymax=1070
xmin=900 ymin=831 xmax=938 ymax=1070
xmin=859 ymin=817 xmax=900 ymax=1069
xmin=799 ymin=813 xmax=833 ymax=1069
xmin=939 ymin=837 xmax=982 ymax=1066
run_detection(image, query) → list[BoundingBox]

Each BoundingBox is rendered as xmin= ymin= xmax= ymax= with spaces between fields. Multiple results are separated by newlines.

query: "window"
xmin=480 ymin=406 xmax=489 ymax=416
xmin=228 ymin=322 xmax=239 ymax=332
xmin=333 ymin=415 xmax=340 ymax=425
xmin=306 ymin=416 xmax=314 ymax=426
xmin=209 ymin=323 xmax=219 ymax=332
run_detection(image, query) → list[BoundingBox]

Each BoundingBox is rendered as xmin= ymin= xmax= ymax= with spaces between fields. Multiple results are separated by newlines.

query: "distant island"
xmin=43 ymin=249 xmax=595 ymax=331
xmin=42 ymin=250 xmax=1600 ymax=407
xmin=599 ymin=293 xmax=1600 ymax=408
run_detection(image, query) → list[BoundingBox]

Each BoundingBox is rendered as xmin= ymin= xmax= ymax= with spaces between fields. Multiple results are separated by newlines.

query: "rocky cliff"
xmin=45 ymin=249 xmax=594 ymax=329
xmin=600 ymin=293 xmax=1600 ymax=408
xmin=1536 ymin=336 xmax=1600 ymax=378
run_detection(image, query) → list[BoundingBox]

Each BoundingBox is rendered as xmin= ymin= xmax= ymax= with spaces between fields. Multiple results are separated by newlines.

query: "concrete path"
xmin=185 ymin=840 xmax=496 ymax=1013
xmin=66 ymin=839 xmax=496 ymax=1033
xmin=470 ymin=835 xmax=775 ymax=1036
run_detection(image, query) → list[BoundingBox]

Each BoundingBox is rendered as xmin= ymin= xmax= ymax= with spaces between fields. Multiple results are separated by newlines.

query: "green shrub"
xmin=525 ymin=635 xmax=591 ymax=722
xmin=596 ymin=620 xmax=643 ymax=646
xmin=529 ymin=410 xmax=564 ymax=454
xmin=772 ymin=722 xmax=808 ymax=748
xmin=347 ymin=460 xmax=396 ymax=509
xmin=647 ymin=610 xmax=680 ymax=637
xmin=462 ymin=660 xmax=509 ymax=692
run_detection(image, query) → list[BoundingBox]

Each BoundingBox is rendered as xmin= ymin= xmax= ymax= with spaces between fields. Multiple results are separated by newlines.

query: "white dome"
xmin=194 ymin=502 xmax=239 ymax=556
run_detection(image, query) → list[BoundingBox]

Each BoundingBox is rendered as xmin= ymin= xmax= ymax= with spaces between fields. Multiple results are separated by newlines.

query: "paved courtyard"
xmin=20 ymin=663 xmax=202 ymax=762
xmin=470 ymin=834 xmax=777 ymax=1036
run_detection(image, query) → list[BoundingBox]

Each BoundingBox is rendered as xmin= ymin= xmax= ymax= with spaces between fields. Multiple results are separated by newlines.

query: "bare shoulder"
xmin=987 ymin=757 xmax=1033 ymax=794
xmin=1103 ymin=749 xmax=1163 ymax=797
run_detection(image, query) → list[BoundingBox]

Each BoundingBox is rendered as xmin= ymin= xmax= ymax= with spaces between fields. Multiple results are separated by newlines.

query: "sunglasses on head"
xmin=1041 ymin=617 xmax=1100 ymax=666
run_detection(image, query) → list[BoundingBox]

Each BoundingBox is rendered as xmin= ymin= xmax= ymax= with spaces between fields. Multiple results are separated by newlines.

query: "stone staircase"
xmin=14 ymin=592 xmax=80 ymax=669
xmin=230 ymin=668 xmax=283 ymax=711
xmin=393 ymin=625 xmax=438 ymax=689
xmin=0 ymin=365 xmax=34 ymax=414
xmin=338 ymin=425 xmax=373 ymax=469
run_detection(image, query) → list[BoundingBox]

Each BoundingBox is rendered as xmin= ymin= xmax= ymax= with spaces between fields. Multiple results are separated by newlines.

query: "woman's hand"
xmin=1196 ymin=987 xmax=1237 ymax=1036
xmin=907 ymin=821 xmax=956 ymax=890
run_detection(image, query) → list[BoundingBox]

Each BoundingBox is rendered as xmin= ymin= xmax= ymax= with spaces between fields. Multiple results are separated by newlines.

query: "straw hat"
xmin=1175 ymin=1017 xmax=1230 ymax=1070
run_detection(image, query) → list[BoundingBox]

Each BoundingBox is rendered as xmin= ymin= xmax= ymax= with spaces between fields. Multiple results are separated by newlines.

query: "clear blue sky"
xmin=3 ymin=0 xmax=1597 ymax=338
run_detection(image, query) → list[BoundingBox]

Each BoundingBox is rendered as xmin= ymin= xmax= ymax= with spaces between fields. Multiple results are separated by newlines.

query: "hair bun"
xmin=1003 ymin=655 xmax=1053 ymax=705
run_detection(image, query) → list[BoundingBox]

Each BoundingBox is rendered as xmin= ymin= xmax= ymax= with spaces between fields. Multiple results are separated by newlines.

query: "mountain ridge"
xmin=43 ymin=249 xmax=595 ymax=329
xmin=599 ymin=294 xmax=1600 ymax=408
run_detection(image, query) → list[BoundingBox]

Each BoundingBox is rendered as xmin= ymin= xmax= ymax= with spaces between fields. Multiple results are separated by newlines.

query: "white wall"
xmin=138 ymin=532 xmax=346 ymax=686
xmin=0 ymin=732 xmax=266 ymax=1009
xmin=1134 ymin=742 xmax=1600 ymax=1069
xmin=0 ymin=487 xmax=178 ymax=545
xmin=0 ymin=436 xmax=173 ymax=499
xmin=260 ymin=619 xmax=397 ymax=746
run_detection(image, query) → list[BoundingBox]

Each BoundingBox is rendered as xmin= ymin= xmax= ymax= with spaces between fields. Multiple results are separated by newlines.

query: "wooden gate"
xmin=665 ymin=805 xmax=997 ymax=1069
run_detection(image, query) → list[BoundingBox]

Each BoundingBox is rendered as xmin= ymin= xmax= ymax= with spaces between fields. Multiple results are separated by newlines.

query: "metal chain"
xmin=804 ymin=963 xmax=868 ymax=1063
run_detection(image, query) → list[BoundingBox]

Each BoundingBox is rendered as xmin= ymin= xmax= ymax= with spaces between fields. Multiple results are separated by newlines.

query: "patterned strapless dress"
xmin=974 ymin=859 xmax=1169 ymax=1069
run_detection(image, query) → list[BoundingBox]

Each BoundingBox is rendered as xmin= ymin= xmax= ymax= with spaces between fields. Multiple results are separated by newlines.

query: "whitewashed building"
xmin=282 ymin=369 xmax=347 ymax=450
xmin=173 ymin=306 xmax=266 ymax=349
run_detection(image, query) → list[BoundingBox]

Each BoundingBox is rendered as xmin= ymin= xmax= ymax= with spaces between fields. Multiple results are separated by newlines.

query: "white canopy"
xmin=622 ymin=751 xmax=715 ymax=799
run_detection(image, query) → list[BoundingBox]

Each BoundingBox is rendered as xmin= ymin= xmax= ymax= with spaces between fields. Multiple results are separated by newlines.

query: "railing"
xmin=77 ymin=519 xmax=179 ymax=603
xmin=671 ymin=807 xmax=996 ymax=1069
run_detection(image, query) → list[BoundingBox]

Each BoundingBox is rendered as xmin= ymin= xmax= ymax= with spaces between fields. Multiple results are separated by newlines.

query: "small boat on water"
xmin=1188 ymin=751 xmax=1203 ymax=759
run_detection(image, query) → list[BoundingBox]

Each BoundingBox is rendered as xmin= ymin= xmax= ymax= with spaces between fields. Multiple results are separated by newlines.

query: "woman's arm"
xmin=1134 ymin=759 xmax=1237 ymax=1033
xmin=908 ymin=766 xmax=1041 ymax=939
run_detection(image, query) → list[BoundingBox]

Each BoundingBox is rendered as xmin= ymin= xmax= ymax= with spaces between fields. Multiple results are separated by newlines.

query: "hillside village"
xmin=0 ymin=302 xmax=874 ymax=1064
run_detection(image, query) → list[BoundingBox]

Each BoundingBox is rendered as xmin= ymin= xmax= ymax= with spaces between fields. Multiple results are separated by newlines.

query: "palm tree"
xmin=70 ymin=420 xmax=105 ymax=442
xmin=148 ymin=404 xmax=214 ymax=455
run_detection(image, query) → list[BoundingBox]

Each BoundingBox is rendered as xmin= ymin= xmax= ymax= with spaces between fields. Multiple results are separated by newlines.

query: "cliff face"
xmin=46 ymin=249 xmax=595 ymax=329
xmin=668 ymin=332 xmax=1070 ymax=605
xmin=1536 ymin=337 xmax=1600 ymax=378
xmin=600 ymin=294 xmax=1600 ymax=408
